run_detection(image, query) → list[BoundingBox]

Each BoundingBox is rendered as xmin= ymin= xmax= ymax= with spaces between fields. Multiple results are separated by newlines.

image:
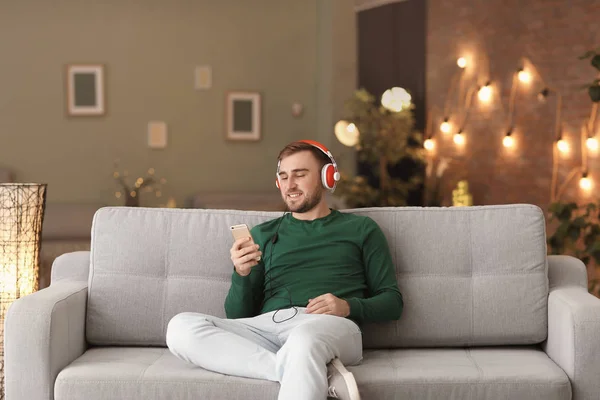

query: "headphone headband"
xmin=276 ymin=140 xmax=340 ymax=192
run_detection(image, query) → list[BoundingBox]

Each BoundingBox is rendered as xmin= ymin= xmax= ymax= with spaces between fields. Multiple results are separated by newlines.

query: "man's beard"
xmin=284 ymin=186 xmax=323 ymax=213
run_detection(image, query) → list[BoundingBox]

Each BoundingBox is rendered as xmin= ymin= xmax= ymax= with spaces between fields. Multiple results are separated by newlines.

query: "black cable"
xmin=262 ymin=211 xmax=298 ymax=323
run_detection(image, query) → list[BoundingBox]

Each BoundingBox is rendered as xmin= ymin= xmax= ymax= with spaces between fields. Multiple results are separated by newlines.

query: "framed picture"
xmin=226 ymin=91 xmax=261 ymax=141
xmin=66 ymin=64 xmax=105 ymax=116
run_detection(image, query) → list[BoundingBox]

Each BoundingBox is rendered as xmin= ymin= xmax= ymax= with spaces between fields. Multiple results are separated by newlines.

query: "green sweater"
xmin=224 ymin=209 xmax=403 ymax=325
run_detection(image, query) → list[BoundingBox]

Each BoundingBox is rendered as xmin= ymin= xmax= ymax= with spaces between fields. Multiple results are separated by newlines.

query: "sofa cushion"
xmin=86 ymin=204 xmax=548 ymax=348
xmin=54 ymin=347 xmax=569 ymax=400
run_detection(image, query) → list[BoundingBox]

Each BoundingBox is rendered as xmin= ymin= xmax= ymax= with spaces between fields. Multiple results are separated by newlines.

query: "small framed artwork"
xmin=226 ymin=91 xmax=261 ymax=141
xmin=66 ymin=64 xmax=105 ymax=116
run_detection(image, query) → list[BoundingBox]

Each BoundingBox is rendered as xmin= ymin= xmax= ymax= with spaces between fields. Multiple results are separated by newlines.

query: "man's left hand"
xmin=306 ymin=293 xmax=350 ymax=317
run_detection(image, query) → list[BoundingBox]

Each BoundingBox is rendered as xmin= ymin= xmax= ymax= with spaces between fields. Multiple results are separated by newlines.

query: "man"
xmin=166 ymin=140 xmax=403 ymax=400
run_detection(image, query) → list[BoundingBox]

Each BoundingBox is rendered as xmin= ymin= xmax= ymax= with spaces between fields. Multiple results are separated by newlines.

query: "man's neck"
xmin=291 ymin=203 xmax=331 ymax=221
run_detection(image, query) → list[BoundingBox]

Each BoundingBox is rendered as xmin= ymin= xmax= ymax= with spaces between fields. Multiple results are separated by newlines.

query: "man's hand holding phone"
xmin=230 ymin=224 xmax=262 ymax=277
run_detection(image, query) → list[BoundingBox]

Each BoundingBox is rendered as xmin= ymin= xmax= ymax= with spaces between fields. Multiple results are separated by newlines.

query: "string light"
xmin=503 ymin=129 xmax=514 ymax=148
xmin=424 ymin=138 xmax=435 ymax=150
xmin=453 ymin=131 xmax=465 ymax=145
xmin=478 ymin=82 xmax=492 ymax=102
xmin=517 ymin=68 xmax=531 ymax=83
xmin=440 ymin=118 xmax=451 ymax=133
xmin=557 ymin=138 xmax=569 ymax=153
xmin=538 ymin=88 xmax=550 ymax=103
xmin=433 ymin=55 xmax=597 ymax=203
xmin=580 ymin=171 xmax=592 ymax=190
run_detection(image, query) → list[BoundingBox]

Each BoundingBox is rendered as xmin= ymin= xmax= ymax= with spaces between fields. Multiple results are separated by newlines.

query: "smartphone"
xmin=230 ymin=224 xmax=253 ymax=242
xmin=230 ymin=224 xmax=261 ymax=261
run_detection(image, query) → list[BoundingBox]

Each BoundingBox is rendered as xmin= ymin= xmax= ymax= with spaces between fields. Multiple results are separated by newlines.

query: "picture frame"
xmin=66 ymin=64 xmax=105 ymax=116
xmin=226 ymin=91 xmax=261 ymax=141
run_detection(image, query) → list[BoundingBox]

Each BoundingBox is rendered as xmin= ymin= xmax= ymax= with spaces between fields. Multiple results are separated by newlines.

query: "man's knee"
xmin=282 ymin=326 xmax=329 ymax=356
xmin=166 ymin=312 xmax=209 ymax=350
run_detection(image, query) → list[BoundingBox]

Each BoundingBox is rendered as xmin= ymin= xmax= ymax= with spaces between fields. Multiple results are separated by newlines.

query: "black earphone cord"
xmin=263 ymin=211 xmax=298 ymax=323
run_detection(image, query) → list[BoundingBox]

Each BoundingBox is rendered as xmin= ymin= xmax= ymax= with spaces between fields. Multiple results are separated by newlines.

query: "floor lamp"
xmin=0 ymin=183 xmax=47 ymax=400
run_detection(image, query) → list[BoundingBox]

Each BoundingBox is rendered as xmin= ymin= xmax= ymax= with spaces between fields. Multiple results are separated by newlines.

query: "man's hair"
xmin=277 ymin=141 xmax=330 ymax=170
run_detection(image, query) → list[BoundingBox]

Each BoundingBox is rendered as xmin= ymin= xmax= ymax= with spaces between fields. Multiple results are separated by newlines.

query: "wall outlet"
xmin=195 ymin=65 xmax=212 ymax=90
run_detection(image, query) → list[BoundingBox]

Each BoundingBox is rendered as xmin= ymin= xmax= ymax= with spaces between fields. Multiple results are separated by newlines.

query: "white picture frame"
xmin=66 ymin=64 xmax=105 ymax=116
xmin=226 ymin=91 xmax=261 ymax=141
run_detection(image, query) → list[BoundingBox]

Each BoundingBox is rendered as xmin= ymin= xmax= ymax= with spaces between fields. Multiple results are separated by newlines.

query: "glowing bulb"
xmin=586 ymin=137 xmax=598 ymax=151
xmin=381 ymin=87 xmax=412 ymax=112
xmin=478 ymin=85 xmax=492 ymax=102
xmin=453 ymin=132 xmax=465 ymax=145
xmin=457 ymin=57 xmax=467 ymax=68
xmin=503 ymin=135 xmax=514 ymax=147
xmin=424 ymin=138 xmax=435 ymax=150
xmin=334 ymin=120 xmax=360 ymax=147
xmin=517 ymin=69 xmax=531 ymax=83
xmin=440 ymin=120 xmax=451 ymax=133
xmin=580 ymin=175 xmax=592 ymax=190
xmin=557 ymin=139 xmax=569 ymax=153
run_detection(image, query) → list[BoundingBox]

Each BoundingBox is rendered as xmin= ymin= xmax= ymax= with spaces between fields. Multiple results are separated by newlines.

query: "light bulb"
xmin=478 ymin=85 xmax=492 ymax=102
xmin=586 ymin=137 xmax=598 ymax=151
xmin=381 ymin=87 xmax=412 ymax=112
xmin=557 ymin=139 xmax=569 ymax=153
xmin=424 ymin=138 xmax=435 ymax=150
xmin=503 ymin=135 xmax=514 ymax=147
xmin=453 ymin=132 xmax=465 ymax=145
xmin=457 ymin=57 xmax=467 ymax=68
xmin=517 ymin=69 xmax=531 ymax=83
xmin=580 ymin=175 xmax=592 ymax=190
xmin=538 ymin=88 xmax=550 ymax=103
xmin=334 ymin=120 xmax=360 ymax=147
xmin=440 ymin=120 xmax=451 ymax=133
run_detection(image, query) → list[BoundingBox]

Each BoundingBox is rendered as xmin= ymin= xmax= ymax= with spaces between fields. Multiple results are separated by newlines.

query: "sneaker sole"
xmin=331 ymin=358 xmax=361 ymax=400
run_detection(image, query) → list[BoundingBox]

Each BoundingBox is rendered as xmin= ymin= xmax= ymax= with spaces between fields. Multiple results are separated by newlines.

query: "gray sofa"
xmin=5 ymin=204 xmax=600 ymax=399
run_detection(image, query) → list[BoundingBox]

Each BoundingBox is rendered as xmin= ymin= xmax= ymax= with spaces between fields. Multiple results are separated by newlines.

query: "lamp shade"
xmin=0 ymin=183 xmax=47 ymax=399
xmin=334 ymin=120 xmax=360 ymax=147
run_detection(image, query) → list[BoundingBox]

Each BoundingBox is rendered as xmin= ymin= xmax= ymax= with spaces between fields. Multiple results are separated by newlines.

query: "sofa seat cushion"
xmin=55 ymin=347 xmax=280 ymax=400
xmin=351 ymin=347 xmax=570 ymax=399
xmin=55 ymin=346 xmax=570 ymax=400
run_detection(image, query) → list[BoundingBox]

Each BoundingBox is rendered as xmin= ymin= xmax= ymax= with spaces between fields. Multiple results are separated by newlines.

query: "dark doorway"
xmin=356 ymin=0 xmax=427 ymax=205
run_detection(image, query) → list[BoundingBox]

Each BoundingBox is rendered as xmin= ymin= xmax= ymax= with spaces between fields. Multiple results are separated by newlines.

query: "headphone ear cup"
xmin=321 ymin=164 xmax=335 ymax=189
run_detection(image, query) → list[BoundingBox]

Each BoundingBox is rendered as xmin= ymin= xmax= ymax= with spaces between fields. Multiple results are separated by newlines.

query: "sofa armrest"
xmin=5 ymin=281 xmax=88 ymax=400
xmin=50 ymin=251 xmax=90 ymax=284
xmin=542 ymin=255 xmax=600 ymax=399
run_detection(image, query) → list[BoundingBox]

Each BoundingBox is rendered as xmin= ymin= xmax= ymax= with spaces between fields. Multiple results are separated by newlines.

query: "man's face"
xmin=277 ymin=151 xmax=324 ymax=213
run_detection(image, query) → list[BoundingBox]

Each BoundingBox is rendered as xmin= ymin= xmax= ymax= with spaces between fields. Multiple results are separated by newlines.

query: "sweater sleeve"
xmin=224 ymin=228 xmax=266 ymax=319
xmin=345 ymin=218 xmax=403 ymax=324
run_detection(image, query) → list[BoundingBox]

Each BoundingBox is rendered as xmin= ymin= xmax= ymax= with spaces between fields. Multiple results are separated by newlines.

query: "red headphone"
xmin=276 ymin=140 xmax=340 ymax=192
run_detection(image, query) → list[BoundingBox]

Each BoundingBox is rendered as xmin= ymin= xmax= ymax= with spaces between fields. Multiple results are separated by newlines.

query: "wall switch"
xmin=148 ymin=121 xmax=167 ymax=149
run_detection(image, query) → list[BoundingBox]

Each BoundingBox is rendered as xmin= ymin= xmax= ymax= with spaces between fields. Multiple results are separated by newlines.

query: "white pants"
xmin=166 ymin=307 xmax=363 ymax=400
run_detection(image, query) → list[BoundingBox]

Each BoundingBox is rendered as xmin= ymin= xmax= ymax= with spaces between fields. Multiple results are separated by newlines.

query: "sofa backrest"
xmin=86 ymin=204 xmax=548 ymax=348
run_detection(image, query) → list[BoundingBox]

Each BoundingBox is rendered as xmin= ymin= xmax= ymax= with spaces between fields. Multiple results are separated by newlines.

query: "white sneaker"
xmin=327 ymin=358 xmax=361 ymax=400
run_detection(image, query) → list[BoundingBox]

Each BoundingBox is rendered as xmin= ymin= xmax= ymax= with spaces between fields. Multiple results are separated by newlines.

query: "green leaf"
xmin=581 ymin=255 xmax=591 ymax=266
xmin=568 ymin=224 xmax=581 ymax=241
xmin=590 ymin=85 xmax=600 ymax=103
xmin=592 ymin=55 xmax=600 ymax=71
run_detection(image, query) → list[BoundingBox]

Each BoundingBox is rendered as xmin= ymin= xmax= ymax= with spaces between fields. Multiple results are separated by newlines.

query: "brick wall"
xmin=426 ymin=0 xmax=600 ymax=211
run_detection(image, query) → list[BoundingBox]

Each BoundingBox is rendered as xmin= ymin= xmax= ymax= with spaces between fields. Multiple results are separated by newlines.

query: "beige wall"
xmin=0 ymin=0 xmax=357 ymax=207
